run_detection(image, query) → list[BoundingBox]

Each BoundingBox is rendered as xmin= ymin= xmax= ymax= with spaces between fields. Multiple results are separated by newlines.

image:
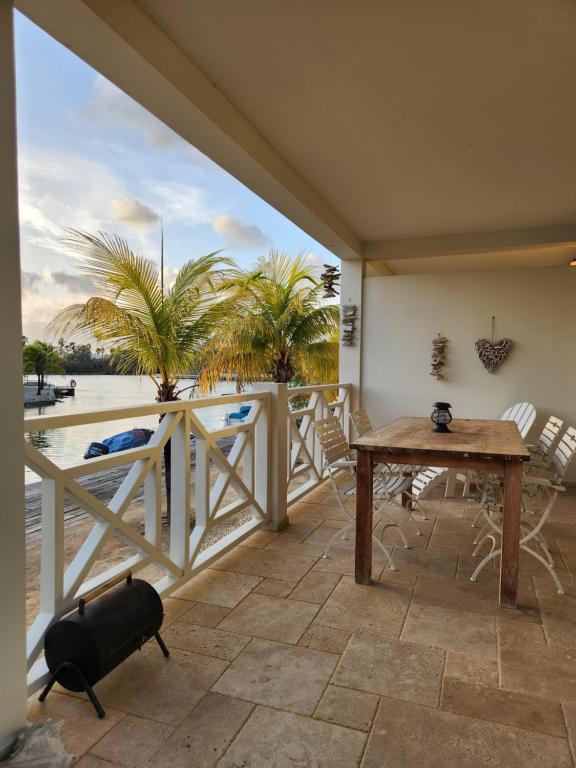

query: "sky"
xmin=14 ymin=11 xmax=338 ymax=341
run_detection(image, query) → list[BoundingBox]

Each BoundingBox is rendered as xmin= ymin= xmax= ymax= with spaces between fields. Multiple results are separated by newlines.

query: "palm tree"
xmin=198 ymin=251 xmax=339 ymax=389
xmin=49 ymin=230 xmax=230 ymax=513
xmin=23 ymin=341 xmax=63 ymax=395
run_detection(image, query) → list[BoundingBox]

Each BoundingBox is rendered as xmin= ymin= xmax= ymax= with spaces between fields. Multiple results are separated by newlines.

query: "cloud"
xmin=112 ymin=198 xmax=160 ymax=230
xmin=17 ymin=146 xmax=126 ymax=253
xmin=153 ymin=184 xmax=214 ymax=225
xmin=84 ymin=76 xmax=181 ymax=150
xmin=51 ymin=271 xmax=97 ymax=295
xmin=21 ymin=270 xmax=42 ymax=294
xmin=212 ymin=214 xmax=268 ymax=249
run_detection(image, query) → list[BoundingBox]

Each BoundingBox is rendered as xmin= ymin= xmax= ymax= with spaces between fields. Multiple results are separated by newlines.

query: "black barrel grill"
xmin=39 ymin=572 xmax=169 ymax=718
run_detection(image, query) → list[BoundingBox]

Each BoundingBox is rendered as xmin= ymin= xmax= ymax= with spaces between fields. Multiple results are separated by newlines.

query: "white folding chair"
xmin=500 ymin=401 xmax=537 ymax=438
xmin=314 ymin=415 xmax=411 ymax=567
xmin=350 ymin=409 xmax=430 ymax=534
xmin=467 ymin=401 xmax=537 ymax=506
xmin=527 ymin=416 xmax=564 ymax=468
xmin=470 ymin=426 xmax=576 ymax=593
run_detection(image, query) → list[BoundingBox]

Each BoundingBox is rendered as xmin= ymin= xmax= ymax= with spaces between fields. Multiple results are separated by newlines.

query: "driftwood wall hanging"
xmin=320 ymin=264 xmax=341 ymax=298
xmin=430 ymin=334 xmax=448 ymax=380
xmin=341 ymin=304 xmax=358 ymax=347
xmin=475 ymin=316 xmax=513 ymax=374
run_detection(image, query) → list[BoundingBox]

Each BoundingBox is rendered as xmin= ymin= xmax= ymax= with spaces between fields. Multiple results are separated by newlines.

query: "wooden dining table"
xmin=351 ymin=417 xmax=531 ymax=608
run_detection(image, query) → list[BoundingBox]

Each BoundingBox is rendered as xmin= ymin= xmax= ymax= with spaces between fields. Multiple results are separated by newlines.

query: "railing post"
xmin=254 ymin=383 xmax=288 ymax=531
xmin=340 ymin=384 xmax=351 ymax=441
xmin=253 ymin=397 xmax=270 ymax=520
xmin=39 ymin=479 xmax=64 ymax=615
xmin=170 ymin=410 xmax=190 ymax=573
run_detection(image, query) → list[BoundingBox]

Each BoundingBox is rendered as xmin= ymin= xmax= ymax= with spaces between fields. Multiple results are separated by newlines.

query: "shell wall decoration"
xmin=475 ymin=316 xmax=513 ymax=374
xmin=430 ymin=334 xmax=448 ymax=380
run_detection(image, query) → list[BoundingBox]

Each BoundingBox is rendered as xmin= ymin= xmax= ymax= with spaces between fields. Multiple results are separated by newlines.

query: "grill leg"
xmin=40 ymin=662 xmax=106 ymax=719
xmin=155 ymin=631 xmax=170 ymax=658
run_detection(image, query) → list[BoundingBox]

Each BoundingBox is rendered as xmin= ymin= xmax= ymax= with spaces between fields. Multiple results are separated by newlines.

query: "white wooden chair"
xmin=527 ymin=416 xmax=564 ymax=468
xmin=466 ymin=402 xmax=537 ymax=503
xmin=470 ymin=426 xmax=576 ymax=593
xmin=500 ymin=401 xmax=537 ymax=438
xmin=350 ymin=409 xmax=430 ymax=534
xmin=314 ymin=415 xmax=411 ymax=566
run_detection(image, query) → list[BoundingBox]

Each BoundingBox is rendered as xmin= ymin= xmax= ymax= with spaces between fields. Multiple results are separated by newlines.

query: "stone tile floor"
xmin=27 ymin=482 xmax=576 ymax=767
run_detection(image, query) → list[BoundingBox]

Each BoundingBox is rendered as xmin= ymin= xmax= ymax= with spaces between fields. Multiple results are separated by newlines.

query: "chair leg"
xmin=323 ymin=523 xmax=354 ymax=559
xmin=470 ymin=546 xmax=501 ymax=582
xmin=521 ymin=544 xmax=564 ymax=594
xmin=372 ymin=533 xmax=396 ymax=571
xmin=379 ymin=520 xmax=410 ymax=550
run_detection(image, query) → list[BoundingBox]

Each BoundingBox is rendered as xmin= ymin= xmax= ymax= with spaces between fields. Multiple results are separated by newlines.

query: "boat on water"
xmin=224 ymin=404 xmax=251 ymax=425
xmin=84 ymin=428 xmax=154 ymax=459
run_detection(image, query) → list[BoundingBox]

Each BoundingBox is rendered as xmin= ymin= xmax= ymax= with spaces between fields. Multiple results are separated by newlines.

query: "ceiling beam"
xmin=363 ymin=224 xmax=576 ymax=262
xmin=16 ymin=0 xmax=362 ymax=259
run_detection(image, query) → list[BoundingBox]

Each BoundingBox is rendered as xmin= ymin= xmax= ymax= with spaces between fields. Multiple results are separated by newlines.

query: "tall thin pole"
xmin=160 ymin=218 xmax=164 ymax=304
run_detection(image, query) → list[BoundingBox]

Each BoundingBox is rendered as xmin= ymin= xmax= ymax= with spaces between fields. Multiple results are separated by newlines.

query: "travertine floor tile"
xmin=400 ymin=603 xmax=497 ymax=657
xmin=562 ymin=703 xmax=576 ymax=764
xmin=290 ymin=570 xmax=341 ymax=604
xmin=238 ymin=529 xmax=278 ymax=549
xmin=253 ymin=578 xmax=294 ymax=597
xmin=152 ymin=692 xmax=253 ymax=768
xmin=213 ymin=638 xmax=338 ymax=715
xmin=264 ymin=534 xmax=326 ymax=559
xmin=500 ymin=639 xmax=576 ymax=702
xmin=444 ymin=651 xmax=499 ymax=688
xmin=176 ymin=601 xmax=230 ymax=628
xmin=385 ymin=546 xmax=459 ymax=577
xmin=361 ymin=697 xmax=572 ymax=768
xmin=299 ymin=623 xmax=351 ymax=654
xmin=333 ymin=634 xmax=444 ymax=706
xmin=412 ymin=573 xmax=538 ymax=617
xmin=27 ymin=692 xmax=124 ymax=758
xmin=218 ymin=593 xmax=319 ymax=643
xmin=212 ymin=547 xmax=317 ymax=582
xmin=89 ymin=715 xmax=174 ymax=768
xmin=219 ymin=706 xmax=366 ymax=768
xmin=441 ymin=678 xmax=566 ymax=737
xmin=315 ymin=576 xmax=411 ymax=637
xmin=161 ymin=597 xmax=195 ymax=628
xmin=315 ymin=685 xmax=379 ymax=732
xmin=291 ymin=500 xmax=349 ymax=521
xmin=75 ymin=757 xmax=122 ymax=768
xmin=162 ymin=622 xmax=250 ymax=661
xmin=172 ymin=569 xmax=261 ymax=608
xmin=92 ymin=648 xmax=227 ymax=725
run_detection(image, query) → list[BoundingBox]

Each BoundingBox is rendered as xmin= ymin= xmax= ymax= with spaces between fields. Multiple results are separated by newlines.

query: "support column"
xmin=339 ymin=260 xmax=363 ymax=412
xmin=253 ymin=383 xmax=288 ymax=531
xmin=0 ymin=0 xmax=27 ymax=755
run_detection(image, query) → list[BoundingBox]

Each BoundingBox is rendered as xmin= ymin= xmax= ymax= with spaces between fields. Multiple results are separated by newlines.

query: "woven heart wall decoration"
xmin=475 ymin=317 xmax=513 ymax=374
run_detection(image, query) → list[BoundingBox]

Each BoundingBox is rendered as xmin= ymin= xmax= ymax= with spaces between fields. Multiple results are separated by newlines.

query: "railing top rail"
xmin=24 ymin=391 xmax=270 ymax=433
xmin=288 ymin=383 xmax=351 ymax=396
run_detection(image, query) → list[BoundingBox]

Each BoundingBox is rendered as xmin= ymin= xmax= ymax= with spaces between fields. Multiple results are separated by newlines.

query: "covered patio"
xmin=2 ymin=1 xmax=576 ymax=766
xmin=27 ymin=480 xmax=576 ymax=767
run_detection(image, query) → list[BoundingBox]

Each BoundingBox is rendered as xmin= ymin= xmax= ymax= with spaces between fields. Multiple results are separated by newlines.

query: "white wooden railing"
xmin=23 ymin=382 xmax=351 ymax=693
xmin=24 ymin=391 xmax=270 ymax=692
xmin=287 ymin=384 xmax=351 ymax=503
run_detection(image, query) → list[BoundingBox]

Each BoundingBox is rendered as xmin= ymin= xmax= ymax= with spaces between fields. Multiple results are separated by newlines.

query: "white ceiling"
xmin=136 ymin=0 xmax=576 ymax=243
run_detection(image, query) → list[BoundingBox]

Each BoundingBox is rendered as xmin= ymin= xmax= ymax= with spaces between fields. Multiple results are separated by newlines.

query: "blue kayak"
xmin=84 ymin=428 xmax=154 ymax=460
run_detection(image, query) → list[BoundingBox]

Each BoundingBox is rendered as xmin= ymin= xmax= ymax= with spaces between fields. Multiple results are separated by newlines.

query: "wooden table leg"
xmin=500 ymin=460 xmax=523 ymax=608
xmin=401 ymin=471 xmax=412 ymax=509
xmin=355 ymin=449 xmax=373 ymax=585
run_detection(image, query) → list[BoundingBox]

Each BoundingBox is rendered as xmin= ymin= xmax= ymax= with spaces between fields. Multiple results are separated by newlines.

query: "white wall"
xmin=361 ymin=267 xmax=576 ymax=479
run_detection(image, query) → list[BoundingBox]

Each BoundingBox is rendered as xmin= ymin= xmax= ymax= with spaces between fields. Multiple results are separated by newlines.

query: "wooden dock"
xmin=25 ymin=435 xmax=235 ymax=541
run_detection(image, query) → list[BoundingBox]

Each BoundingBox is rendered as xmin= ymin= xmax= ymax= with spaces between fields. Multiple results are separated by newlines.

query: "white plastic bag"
xmin=2 ymin=720 xmax=75 ymax=767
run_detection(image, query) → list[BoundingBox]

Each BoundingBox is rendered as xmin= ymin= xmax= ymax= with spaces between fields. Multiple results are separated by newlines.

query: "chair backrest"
xmin=550 ymin=426 xmax=576 ymax=481
xmin=536 ymin=416 xmax=564 ymax=460
xmin=350 ymin=409 xmax=372 ymax=438
xmin=314 ymin=416 xmax=351 ymax=466
xmin=500 ymin=402 xmax=536 ymax=438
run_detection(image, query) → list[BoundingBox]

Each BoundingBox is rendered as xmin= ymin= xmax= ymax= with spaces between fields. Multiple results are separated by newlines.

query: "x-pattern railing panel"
xmin=24 ymin=392 xmax=271 ymax=692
